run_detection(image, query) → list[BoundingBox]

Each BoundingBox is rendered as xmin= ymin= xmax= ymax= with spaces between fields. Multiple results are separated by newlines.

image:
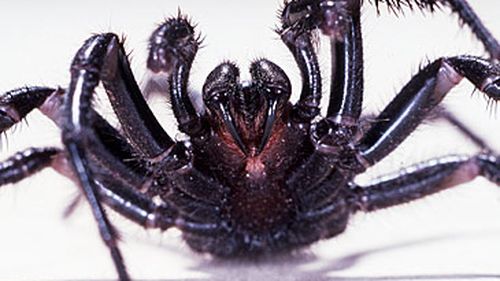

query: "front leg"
xmin=350 ymin=153 xmax=499 ymax=212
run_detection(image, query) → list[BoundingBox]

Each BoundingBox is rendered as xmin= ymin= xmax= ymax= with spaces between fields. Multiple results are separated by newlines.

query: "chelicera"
xmin=0 ymin=0 xmax=499 ymax=280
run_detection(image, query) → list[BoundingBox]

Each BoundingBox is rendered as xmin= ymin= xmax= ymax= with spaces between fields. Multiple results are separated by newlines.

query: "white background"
xmin=0 ymin=0 xmax=499 ymax=280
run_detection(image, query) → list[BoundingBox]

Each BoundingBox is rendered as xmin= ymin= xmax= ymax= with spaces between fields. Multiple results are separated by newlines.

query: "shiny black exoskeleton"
xmin=0 ymin=0 xmax=499 ymax=280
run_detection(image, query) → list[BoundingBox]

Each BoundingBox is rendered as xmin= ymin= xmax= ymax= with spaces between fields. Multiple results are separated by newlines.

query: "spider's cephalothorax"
xmin=182 ymin=59 xmax=357 ymax=255
xmin=0 ymin=0 xmax=499 ymax=280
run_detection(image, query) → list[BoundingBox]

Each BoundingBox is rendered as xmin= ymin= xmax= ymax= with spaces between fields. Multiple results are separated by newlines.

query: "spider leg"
xmin=63 ymin=33 xmax=145 ymax=281
xmin=0 ymin=85 xmax=222 ymax=260
xmin=373 ymin=0 xmax=500 ymax=59
xmin=349 ymin=153 xmax=499 ymax=212
xmin=63 ymin=33 xmax=228 ymax=279
xmin=279 ymin=2 xmax=323 ymax=122
xmin=280 ymin=1 xmax=365 ymax=190
xmin=357 ymin=55 xmax=499 ymax=166
xmin=0 ymin=42 xmax=174 ymax=161
xmin=0 ymin=85 xmax=217 ymax=220
xmin=0 ymin=147 xmax=61 ymax=185
xmin=0 ymin=86 xmax=58 ymax=131
xmin=323 ymin=1 xmax=363 ymax=122
xmin=292 ymin=55 xmax=498 ymax=211
xmin=0 ymin=86 xmax=150 ymax=183
xmin=0 ymin=145 xmax=217 ymax=234
xmin=298 ymin=153 xmax=499 ymax=226
xmin=147 ymin=15 xmax=207 ymax=137
xmin=97 ymin=34 xmax=174 ymax=158
xmin=88 ymin=171 xmax=220 ymax=236
xmin=281 ymin=0 xmax=364 ymax=123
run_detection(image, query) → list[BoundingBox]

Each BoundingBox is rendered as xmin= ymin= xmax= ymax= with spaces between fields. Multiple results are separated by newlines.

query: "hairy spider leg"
xmin=281 ymin=0 xmax=498 ymax=127
xmin=0 ymin=87 xmax=55 ymax=130
xmin=0 ymin=85 xmax=132 ymax=280
xmin=279 ymin=11 xmax=322 ymax=122
xmin=283 ymin=0 xmax=363 ymax=123
xmin=98 ymin=35 xmax=173 ymax=157
xmin=374 ymin=0 xmax=500 ymax=158
xmin=304 ymin=154 xmax=500 ymax=220
xmin=277 ymin=0 xmax=499 ymax=239
xmin=0 ymin=86 xmax=187 ymax=230
xmin=295 ymin=54 xmax=500 ymax=227
xmin=63 ymin=33 xmax=159 ymax=281
xmin=0 ymin=86 xmax=150 ymax=185
xmin=0 ymin=147 xmax=61 ymax=185
xmin=325 ymin=1 xmax=363 ymax=122
xmin=351 ymin=154 xmax=500 ymax=211
xmin=279 ymin=0 xmax=366 ymax=213
xmin=63 ymin=33 xmax=236 ymax=278
xmin=303 ymin=52 xmax=500 ymax=214
xmin=0 ymin=88 xmax=220 ymax=245
xmin=358 ymin=56 xmax=500 ymax=165
xmin=147 ymin=16 xmax=205 ymax=138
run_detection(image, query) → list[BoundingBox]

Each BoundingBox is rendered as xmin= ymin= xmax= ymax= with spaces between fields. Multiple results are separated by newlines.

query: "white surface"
xmin=0 ymin=0 xmax=499 ymax=280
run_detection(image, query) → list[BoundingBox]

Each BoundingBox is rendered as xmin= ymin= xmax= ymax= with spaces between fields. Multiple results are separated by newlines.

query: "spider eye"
xmin=263 ymin=85 xmax=287 ymax=97
xmin=204 ymin=89 xmax=231 ymax=108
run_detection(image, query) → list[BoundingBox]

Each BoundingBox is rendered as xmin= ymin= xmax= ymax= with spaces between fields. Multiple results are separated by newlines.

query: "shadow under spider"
xmin=182 ymin=230 xmax=500 ymax=281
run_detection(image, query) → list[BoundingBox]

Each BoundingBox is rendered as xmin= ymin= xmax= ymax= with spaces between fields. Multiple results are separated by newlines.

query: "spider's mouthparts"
xmin=218 ymin=102 xmax=249 ymax=155
xmin=258 ymin=97 xmax=278 ymax=154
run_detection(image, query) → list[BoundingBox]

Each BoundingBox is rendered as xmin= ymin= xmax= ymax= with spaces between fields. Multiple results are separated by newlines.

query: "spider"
xmin=0 ymin=0 xmax=499 ymax=280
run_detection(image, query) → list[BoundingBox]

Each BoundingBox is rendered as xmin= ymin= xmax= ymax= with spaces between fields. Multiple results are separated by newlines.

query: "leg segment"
xmin=280 ymin=2 xmax=323 ymax=122
xmin=350 ymin=153 xmax=499 ymax=212
xmin=281 ymin=0 xmax=364 ymax=122
xmin=280 ymin=1 xmax=366 ymax=194
xmin=0 ymin=87 xmax=56 ymax=131
xmin=93 ymin=174 xmax=220 ymax=234
xmin=0 ymin=147 xmax=61 ymax=185
xmin=98 ymin=35 xmax=173 ymax=157
xmin=357 ymin=55 xmax=500 ymax=165
xmin=325 ymin=0 xmax=364 ymax=122
xmin=64 ymin=33 xmax=141 ymax=281
xmin=64 ymin=141 xmax=130 ymax=280
xmin=147 ymin=16 xmax=206 ymax=137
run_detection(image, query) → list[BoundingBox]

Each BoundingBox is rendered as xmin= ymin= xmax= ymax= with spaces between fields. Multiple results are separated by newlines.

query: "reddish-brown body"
xmin=193 ymin=106 xmax=311 ymax=232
